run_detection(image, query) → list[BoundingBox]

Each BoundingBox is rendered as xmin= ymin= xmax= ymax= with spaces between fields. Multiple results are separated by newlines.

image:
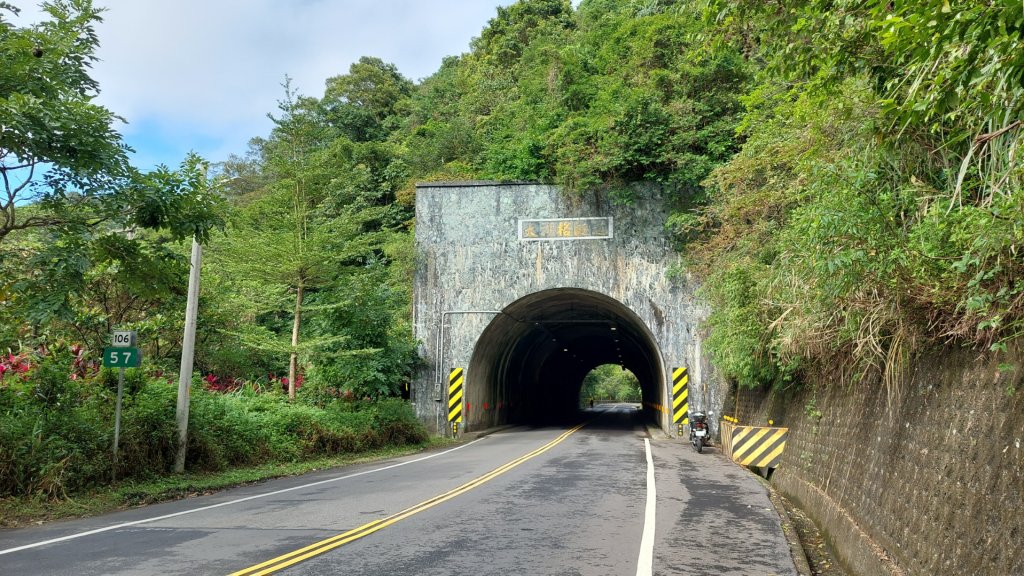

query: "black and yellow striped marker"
xmin=672 ymin=367 xmax=688 ymax=435
xmin=448 ymin=367 xmax=464 ymax=424
xmin=731 ymin=426 xmax=788 ymax=468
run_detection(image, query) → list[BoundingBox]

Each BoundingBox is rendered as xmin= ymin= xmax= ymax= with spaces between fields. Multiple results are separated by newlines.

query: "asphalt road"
xmin=0 ymin=404 xmax=796 ymax=575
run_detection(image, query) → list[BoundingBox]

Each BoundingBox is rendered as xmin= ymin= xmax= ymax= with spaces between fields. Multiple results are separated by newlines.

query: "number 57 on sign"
xmin=103 ymin=347 xmax=142 ymax=368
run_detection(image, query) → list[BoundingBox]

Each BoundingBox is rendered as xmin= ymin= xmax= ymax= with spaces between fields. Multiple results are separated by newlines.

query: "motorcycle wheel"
xmin=695 ymin=436 xmax=703 ymax=453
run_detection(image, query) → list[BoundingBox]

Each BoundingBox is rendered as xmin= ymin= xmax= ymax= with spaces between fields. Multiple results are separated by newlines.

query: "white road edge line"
xmin=0 ymin=437 xmax=487 ymax=556
xmin=636 ymin=437 xmax=656 ymax=576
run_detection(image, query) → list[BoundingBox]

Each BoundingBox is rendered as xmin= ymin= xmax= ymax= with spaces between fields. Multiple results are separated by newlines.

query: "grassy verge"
xmin=0 ymin=437 xmax=454 ymax=529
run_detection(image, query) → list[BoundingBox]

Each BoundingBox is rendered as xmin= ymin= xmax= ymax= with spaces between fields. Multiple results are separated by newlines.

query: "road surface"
xmin=0 ymin=404 xmax=796 ymax=575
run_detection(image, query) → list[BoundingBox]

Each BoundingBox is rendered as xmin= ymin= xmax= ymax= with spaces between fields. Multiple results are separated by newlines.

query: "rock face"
xmin=412 ymin=181 xmax=724 ymax=435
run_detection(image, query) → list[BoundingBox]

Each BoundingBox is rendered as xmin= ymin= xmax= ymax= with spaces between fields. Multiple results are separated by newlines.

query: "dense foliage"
xmin=682 ymin=0 xmax=1024 ymax=389
xmin=401 ymin=0 xmax=748 ymax=201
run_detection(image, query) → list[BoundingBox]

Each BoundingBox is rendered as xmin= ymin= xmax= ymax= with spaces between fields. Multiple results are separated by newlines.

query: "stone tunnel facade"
xmin=412 ymin=181 xmax=723 ymax=435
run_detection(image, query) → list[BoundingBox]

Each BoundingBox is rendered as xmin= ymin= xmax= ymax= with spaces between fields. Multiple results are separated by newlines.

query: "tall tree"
xmin=266 ymin=81 xmax=321 ymax=399
xmin=322 ymin=56 xmax=413 ymax=143
xmin=0 ymin=0 xmax=126 ymax=242
xmin=1 ymin=1 xmax=221 ymax=245
xmin=0 ymin=2 xmax=224 ymax=347
xmin=214 ymin=81 xmax=364 ymax=399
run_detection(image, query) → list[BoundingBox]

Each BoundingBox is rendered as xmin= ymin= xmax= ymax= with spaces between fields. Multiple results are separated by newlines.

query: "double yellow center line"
xmin=229 ymin=424 xmax=585 ymax=576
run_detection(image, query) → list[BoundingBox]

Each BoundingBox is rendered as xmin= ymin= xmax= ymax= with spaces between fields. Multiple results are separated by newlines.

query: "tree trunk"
xmin=288 ymin=281 xmax=303 ymax=400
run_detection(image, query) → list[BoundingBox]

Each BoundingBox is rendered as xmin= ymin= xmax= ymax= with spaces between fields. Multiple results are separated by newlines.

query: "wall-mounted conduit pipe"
xmin=434 ymin=311 xmax=501 ymax=434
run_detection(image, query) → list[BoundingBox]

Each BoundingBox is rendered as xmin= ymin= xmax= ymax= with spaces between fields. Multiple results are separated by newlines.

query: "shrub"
xmin=0 ymin=349 xmax=110 ymax=497
xmin=366 ymin=398 xmax=428 ymax=445
xmin=118 ymin=380 xmax=178 ymax=477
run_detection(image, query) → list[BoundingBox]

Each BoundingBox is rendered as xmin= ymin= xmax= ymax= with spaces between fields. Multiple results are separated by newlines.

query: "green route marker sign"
xmin=103 ymin=347 xmax=142 ymax=368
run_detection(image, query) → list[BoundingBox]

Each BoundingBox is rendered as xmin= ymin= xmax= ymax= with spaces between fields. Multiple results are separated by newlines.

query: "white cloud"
xmin=18 ymin=1 xmax=515 ymax=168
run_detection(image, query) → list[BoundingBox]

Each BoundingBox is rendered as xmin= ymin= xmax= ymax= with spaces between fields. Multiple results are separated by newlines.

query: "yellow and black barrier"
xmin=721 ymin=420 xmax=788 ymax=469
xmin=448 ymin=368 xmax=464 ymax=427
xmin=643 ymin=402 xmax=667 ymax=415
xmin=671 ymin=367 xmax=688 ymax=436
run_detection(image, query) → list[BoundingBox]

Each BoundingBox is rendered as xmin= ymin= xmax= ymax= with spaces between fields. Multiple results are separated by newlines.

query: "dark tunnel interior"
xmin=465 ymin=288 xmax=665 ymax=428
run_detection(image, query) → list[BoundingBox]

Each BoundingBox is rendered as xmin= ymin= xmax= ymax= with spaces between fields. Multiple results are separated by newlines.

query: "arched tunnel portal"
xmin=412 ymin=181 xmax=723 ymax=437
xmin=466 ymin=288 xmax=664 ymax=428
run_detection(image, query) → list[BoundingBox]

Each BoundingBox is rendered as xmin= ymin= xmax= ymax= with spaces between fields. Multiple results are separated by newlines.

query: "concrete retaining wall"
xmin=749 ymin=345 xmax=1024 ymax=574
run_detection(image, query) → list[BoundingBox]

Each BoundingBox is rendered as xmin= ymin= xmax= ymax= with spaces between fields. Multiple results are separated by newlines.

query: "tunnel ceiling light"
xmin=610 ymin=326 xmax=617 ymax=331
xmin=563 ymin=348 xmax=569 ymax=352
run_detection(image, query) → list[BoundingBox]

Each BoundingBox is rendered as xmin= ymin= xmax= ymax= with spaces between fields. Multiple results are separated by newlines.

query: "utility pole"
xmin=174 ymin=237 xmax=202 ymax=473
xmin=174 ymin=166 xmax=232 ymax=473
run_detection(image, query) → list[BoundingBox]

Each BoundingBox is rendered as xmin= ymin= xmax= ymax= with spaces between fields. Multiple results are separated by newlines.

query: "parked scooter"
xmin=690 ymin=411 xmax=710 ymax=453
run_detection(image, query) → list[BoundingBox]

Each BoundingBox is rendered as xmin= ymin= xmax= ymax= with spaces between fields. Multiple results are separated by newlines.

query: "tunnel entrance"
xmin=414 ymin=181 xmax=710 ymax=437
xmin=464 ymin=288 xmax=665 ymax=429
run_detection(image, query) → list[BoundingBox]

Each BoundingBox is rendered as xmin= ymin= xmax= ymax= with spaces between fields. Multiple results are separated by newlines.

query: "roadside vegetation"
xmin=0 ymin=347 xmax=427 ymax=496
xmin=2 ymin=0 xmax=1020 ymax=508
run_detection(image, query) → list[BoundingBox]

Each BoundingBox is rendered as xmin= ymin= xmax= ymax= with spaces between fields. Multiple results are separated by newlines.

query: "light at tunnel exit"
xmin=579 ymin=365 xmax=641 ymax=407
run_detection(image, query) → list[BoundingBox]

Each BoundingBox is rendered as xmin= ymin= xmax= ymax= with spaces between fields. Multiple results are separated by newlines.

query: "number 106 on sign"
xmin=103 ymin=347 xmax=141 ymax=368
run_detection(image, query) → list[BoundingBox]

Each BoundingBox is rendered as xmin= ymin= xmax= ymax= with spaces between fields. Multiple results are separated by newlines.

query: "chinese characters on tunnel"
xmin=518 ymin=217 xmax=613 ymax=241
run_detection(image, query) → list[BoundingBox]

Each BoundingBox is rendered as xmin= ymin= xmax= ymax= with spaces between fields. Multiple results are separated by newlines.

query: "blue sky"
xmin=16 ymin=1 xmax=524 ymax=171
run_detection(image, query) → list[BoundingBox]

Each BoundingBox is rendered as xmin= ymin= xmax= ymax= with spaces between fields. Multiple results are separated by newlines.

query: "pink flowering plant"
xmin=0 ymin=352 xmax=31 ymax=384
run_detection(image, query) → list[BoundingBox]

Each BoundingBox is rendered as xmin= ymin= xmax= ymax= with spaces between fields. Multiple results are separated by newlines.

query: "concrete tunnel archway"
xmin=463 ymin=288 xmax=666 ymax=429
